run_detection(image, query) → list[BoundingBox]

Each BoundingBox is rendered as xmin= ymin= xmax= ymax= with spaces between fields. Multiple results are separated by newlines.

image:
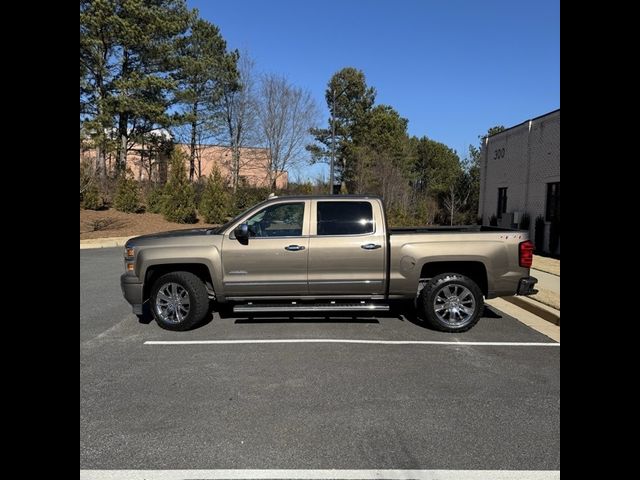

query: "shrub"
xmin=162 ymin=150 xmax=197 ymax=223
xmin=114 ymin=170 xmax=141 ymax=213
xmin=82 ymin=182 xmax=103 ymax=210
xmin=233 ymin=185 xmax=270 ymax=215
xmin=146 ymin=184 xmax=165 ymax=214
xmin=519 ymin=213 xmax=530 ymax=230
xmin=199 ymin=167 xmax=230 ymax=224
xmin=489 ymin=214 xmax=498 ymax=226
xmin=534 ymin=215 xmax=546 ymax=252
xmin=476 ymin=216 xmax=483 ymax=225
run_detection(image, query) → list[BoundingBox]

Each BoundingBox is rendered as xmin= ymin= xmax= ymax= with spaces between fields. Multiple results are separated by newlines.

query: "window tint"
xmin=317 ymin=201 xmax=374 ymax=235
xmin=245 ymin=202 xmax=304 ymax=237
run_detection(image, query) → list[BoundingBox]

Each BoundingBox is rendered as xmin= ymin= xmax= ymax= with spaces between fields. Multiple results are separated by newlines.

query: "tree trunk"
xmin=189 ymin=102 xmax=197 ymax=181
xmin=117 ymin=113 xmax=128 ymax=175
xmin=232 ymin=147 xmax=240 ymax=192
xmin=96 ymin=144 xmax=106 ymax=180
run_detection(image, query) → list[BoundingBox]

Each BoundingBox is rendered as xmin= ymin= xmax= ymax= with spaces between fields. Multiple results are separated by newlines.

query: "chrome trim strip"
xmin=233 ymin=304 xmax=390 ymax=313
xmin=224 ymin=281 xmax=307 ymax=287
xmin=226 ymin=295 xmax=379 ymax=301
xmin=308 ymin=280 xmax=383 ymax=285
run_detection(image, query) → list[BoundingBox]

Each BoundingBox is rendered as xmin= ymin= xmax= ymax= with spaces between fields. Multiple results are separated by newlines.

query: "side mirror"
xmin=234 ymin=223 xmax=249 ymax=245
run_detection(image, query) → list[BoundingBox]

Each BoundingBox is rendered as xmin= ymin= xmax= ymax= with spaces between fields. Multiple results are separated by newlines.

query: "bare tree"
xmin=218 ymin=51 xmax=260 ymax=191
xmin=443 ymin=175 xmax=471 ymax=225
xmin=257 ymin=74 xmax=319 ymax=190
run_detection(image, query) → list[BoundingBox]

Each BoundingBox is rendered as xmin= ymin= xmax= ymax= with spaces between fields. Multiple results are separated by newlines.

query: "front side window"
xmin=497 ymin=188 xmax=508 ymax=218
xmin=245 ymin=202 xmax=304 ymax=237
xmin=317 ymin=201 xmax=374 ymax=235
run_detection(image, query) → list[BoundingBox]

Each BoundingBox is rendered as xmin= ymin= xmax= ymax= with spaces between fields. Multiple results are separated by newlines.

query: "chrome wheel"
xmin=154 ymin=282 xmax=191 ymax=324
xmin=433 ymin=283 xmax=476 ymax=326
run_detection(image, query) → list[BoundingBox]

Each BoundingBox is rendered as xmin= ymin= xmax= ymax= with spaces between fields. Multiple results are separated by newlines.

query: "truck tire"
xmin=150 ymin=271 xmax=209 ymax=331
xmin=419 ymin=273 xmax=483 ymax=332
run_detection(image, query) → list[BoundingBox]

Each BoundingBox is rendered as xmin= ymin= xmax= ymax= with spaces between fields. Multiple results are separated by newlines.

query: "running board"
xmin=233 ymin=302 xmax=390 ymax=313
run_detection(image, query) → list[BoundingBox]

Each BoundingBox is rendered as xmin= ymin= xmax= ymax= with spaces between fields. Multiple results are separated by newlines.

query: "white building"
xmin=478 ymin=109 xmax=560 ymax=255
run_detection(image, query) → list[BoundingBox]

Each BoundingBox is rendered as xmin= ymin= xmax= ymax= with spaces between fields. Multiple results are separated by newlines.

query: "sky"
xmin=188 ymin=0 xmax=560 ymax=182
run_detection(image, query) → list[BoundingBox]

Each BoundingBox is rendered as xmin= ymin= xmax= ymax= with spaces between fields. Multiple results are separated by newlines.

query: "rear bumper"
xmin=120 ymin=274 xmax=144 ymax=315
xmin=516 ymin=276 xmax=538 ymax=296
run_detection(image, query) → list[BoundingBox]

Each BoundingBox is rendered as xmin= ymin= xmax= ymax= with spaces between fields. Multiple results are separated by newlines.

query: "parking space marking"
xmin=144 ymin=339 xmax=559 ymax=346
xmin=80 ymin=469 xmax=560 ymax=479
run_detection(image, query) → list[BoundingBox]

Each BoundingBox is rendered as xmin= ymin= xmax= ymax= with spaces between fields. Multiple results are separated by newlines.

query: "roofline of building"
xmin=485 ymin=108 xmax=560 ymax=140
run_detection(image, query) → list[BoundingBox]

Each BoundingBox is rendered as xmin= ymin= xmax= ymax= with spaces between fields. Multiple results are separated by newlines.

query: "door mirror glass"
xmin=234 ymin=223 xmax=249 ymax=244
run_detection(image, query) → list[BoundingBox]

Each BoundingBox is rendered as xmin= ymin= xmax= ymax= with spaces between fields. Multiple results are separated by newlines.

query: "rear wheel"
xmin=150 ymin=271 xmax=209 ymax=331
xmin=419 ymin=273 xmax=483 ymax=332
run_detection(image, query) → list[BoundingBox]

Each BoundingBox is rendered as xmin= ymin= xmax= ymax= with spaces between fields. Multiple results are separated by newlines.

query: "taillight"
xmin=519 ymin=240 xmax=534 ymax=268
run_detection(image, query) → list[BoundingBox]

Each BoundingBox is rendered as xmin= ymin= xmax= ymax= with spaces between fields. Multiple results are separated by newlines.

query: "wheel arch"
xmin=143 ymin=263 xmax=214 ymax=304
xmin=419 ymin=261 xmax=488 ymax=297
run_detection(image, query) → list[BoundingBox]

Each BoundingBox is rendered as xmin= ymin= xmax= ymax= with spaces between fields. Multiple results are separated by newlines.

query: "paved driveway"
xmin=81 ymin=248 xmax=559 ymax=475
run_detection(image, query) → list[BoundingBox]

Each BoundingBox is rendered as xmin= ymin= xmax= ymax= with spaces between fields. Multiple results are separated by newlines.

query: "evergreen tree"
xmin=308 ymin=67 xmax=376 ymax=192
xmin=174 ymin=18 xmax=233 ymax=181
xmin=114 ymin=169 xmax=141 ymax=213
xmin=162 ymin=150 xmax=197 ymax=223
xmin=199 ymin=167 xmax=229 ymax=224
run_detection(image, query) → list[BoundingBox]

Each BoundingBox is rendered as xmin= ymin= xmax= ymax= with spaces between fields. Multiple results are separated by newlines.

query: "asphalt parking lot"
xmin=81 ymin=248 xmax=559 ymax=475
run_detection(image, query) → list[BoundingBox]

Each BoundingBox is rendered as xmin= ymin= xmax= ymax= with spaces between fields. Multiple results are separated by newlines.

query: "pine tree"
xmin=114 ymin=170 xmax=141 ymax=213
xmin=199 ymin=167 xmax=229 ymax=224
xmin=162 ymin=150 xmax=197 ymax=223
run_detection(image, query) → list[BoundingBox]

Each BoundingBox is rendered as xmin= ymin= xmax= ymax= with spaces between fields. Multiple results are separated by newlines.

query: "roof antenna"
xmin=268 ymin=192 xmax=277 ymax=199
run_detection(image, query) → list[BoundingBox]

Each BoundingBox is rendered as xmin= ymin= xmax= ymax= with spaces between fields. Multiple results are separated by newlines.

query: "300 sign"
xmin=493 ymin=148 xmax=505 ymax=159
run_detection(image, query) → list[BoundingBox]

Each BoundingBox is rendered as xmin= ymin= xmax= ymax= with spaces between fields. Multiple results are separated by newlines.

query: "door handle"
xmin=285 ymin=245 xmax=306 ymax=251
xmin=361 ymin=243 xmax=382 ymax=250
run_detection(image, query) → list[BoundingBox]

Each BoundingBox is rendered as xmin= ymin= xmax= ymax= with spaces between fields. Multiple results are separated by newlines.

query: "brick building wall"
xmin=80 ymin=143 xmax=288 ymax=189
xmin=478 ymin=109 xmax=560 ymax=253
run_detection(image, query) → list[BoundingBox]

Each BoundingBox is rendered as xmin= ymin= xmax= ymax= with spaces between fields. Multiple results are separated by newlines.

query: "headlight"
xmin=125 ymin=246 xmax=135 ymax=258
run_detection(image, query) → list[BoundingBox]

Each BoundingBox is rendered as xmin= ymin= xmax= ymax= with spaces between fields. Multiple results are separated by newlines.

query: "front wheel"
xmin=419 ymin=273 xmax=483 ymax=332
xmin=150 ymin=271 xmax=209 ymax=331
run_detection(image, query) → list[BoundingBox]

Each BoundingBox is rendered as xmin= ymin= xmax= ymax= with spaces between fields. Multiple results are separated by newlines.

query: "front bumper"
xmin=517 ymin=276 xmax=538 ymax=296
xmin=120 ymin=274 xmax=144 ymax=315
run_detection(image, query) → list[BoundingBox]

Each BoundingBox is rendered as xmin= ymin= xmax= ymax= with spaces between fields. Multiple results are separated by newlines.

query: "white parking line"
xmin=80 ymin=469 xmax=560 ymax=480
xmin=144 ymin=339 xmax=559 ymax=346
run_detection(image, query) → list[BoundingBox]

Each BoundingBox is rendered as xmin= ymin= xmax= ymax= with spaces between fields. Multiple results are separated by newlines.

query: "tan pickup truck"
xmin=121 ymin=195 xmax=537 ymax=332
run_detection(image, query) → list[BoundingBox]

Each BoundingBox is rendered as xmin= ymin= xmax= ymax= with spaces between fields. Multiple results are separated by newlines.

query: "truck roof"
xmin=265 ymin=194 xmax=383 ymax=201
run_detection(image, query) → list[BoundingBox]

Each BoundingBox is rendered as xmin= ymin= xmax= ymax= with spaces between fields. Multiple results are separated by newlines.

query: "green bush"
xmin=233 ymin=185 xmax=270 ymax=215
xmin=199 ymin=167 xmax=230 ymax=224
xmin=162 ymin=151 xmax=197 ymax=223
xmin=519 ymin=213 xmax=530 ymax=230
xmin=146 ymin=185 xmax=165 ymax=214
xmin=82 ymin=182 xmax=103 ymax=210
xmin=489 ymin=214 xmax=498 ymax=226
xmin=114 ymin=170 xmax=141 ymax=213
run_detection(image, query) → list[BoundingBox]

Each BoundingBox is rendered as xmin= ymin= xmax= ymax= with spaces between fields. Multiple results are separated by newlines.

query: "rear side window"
xmin=317 ymin=201 xmax=374 ymax=235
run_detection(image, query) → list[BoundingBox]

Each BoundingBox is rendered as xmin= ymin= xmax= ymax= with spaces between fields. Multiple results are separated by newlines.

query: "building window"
xmin=497 ymin=188 xmax=508 ymax=218
xmin=546 ymin=182 xmax=560 ymax=221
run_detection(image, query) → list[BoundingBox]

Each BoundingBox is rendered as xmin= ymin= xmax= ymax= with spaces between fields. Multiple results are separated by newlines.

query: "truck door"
xmin=221 ymin=201 xmax=310 ymax=297
xmin=307 ymin=200 xmax=386 ymax=296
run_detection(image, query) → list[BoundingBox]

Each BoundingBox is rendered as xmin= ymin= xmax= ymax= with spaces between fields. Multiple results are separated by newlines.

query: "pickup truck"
xmin=121 ymin=195 xmax=537 ymax=332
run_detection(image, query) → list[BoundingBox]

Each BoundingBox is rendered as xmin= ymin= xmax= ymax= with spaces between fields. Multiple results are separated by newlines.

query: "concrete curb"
xmin=80 ymin=236 xmax=133 ymax=249
xmin=503 ymin=295 xmax=560 ymax=326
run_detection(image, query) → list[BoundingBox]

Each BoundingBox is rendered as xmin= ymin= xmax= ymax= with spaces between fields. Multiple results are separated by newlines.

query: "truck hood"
xmin=126 ymin=228 xmax=218 ymax=246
